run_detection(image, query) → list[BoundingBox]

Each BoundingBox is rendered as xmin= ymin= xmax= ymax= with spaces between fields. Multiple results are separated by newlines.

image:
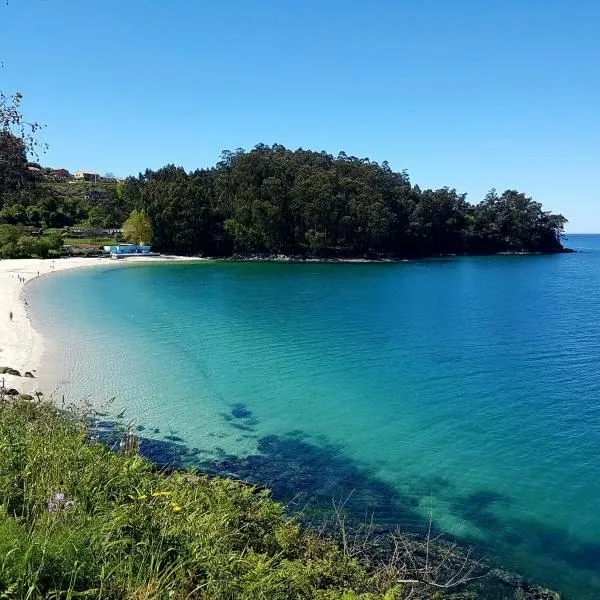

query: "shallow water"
xmin=29 ymin=234 xmax=600 ymax=598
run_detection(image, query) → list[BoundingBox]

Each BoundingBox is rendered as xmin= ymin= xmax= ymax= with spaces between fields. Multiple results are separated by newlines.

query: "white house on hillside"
xmin=74 ymin=170 xmax=99 ymax=181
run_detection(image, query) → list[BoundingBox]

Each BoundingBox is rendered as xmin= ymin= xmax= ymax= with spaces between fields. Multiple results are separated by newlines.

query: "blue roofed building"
xmin=103 ymin=244 xmax=158 ymax=258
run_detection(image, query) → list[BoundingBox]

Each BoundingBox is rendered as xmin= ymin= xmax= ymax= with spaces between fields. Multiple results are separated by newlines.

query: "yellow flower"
xmin=171 ymin=503 xmax=182 ymax=512
xmin=24 ymin=471 xmax=31 ymax=477
xmin=151 ymin=491 xmax=172 ymax=497
xmin=138 ymin=494 xmax=148 ymax=500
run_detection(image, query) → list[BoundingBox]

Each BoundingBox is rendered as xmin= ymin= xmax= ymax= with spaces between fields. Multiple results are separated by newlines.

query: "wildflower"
xmin=171 ymin=503 xmax=182 ymax=512
xmin=23 ymin=471 xmax=31 ymax=477
xmin=47 ymin=492 xmax=66 ymax=513
xmin=138 ymin=494 xmax=148 ymax=500
xmin=151 ymin=491 xmax=172 ymax=497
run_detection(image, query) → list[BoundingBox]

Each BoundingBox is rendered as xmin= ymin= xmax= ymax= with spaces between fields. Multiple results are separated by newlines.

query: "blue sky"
xmin=2 ymin=0 xmax=599 ymax=232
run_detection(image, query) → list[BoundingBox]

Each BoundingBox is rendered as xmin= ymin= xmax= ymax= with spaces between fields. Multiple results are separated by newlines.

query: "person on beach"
xmin=9 ymin=311 xmax=13 ymax=321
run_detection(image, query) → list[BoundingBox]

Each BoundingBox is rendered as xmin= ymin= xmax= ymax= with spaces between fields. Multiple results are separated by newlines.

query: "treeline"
xmin=1 ymin=136 xmax=567 ymax=258
xmin=0 ymin=224 xmax=63 ymax=258
xmin=132 ymin=144 xmax=567 ymax=256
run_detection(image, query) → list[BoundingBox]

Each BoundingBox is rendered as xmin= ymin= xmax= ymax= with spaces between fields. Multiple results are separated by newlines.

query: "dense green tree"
xmin=123 ymin=209 xmax=152 ymax=245
xmin=1 ymin=87 xmax=46 ymax=206
xmin=138 ymin=143 xmax=563 ymax=258
xmin=17 ymin=235 xmax=39 ymax=257
xmin=0 ymin=223 xmax=20 ymax=255
xmin=0 ymin=133 xmax=33 ymax=199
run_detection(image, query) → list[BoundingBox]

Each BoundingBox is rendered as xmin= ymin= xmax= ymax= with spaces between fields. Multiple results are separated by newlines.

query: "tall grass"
xmin=0 ymin=397 xmax=410 ymax=599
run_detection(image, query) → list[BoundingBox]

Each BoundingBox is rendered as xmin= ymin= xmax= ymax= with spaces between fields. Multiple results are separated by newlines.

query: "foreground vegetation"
xmin=0 ymin=394 xmax=563 ymax=600
xmin=0 ymin=397 xmax=388 ymax=599
xmin=0 ymin=396 xmax=468 ymax=600
xmin=1 ymin=133 xmax=567 ymax=259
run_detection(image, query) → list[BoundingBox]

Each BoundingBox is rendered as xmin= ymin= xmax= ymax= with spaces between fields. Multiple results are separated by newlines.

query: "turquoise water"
xmin=29 ymin=235 xmax=600 ymax=598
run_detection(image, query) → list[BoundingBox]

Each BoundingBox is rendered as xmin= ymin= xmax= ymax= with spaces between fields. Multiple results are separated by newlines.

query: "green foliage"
xmin=16 ymin=235 xmax=38 ymax=257
xmin=1 ymin=142 xmax=567 ymax=258
xmin=0 ymin=224 xmax=63 ymax=258
xmin=0 ymin=225 xmax=21 ymax=258
xmin=132 ymin=145 xmax=567 ymax=257
xmin=0 ymin=224 xmax=20 ymax=247
xmin=63 ymin=236 xmax=116 ymax=246
xmin=0 ymin=133 xmax=34 ymax=197
xmin=123 ymin=209 xmax=152 ymax=245
xmin=44 ymin=230 xmax=64 ymax=250
xmin=0 ymin=398 xmax=414 ymax=599
xmin=0 ymin=175 xmax=121 ymax=231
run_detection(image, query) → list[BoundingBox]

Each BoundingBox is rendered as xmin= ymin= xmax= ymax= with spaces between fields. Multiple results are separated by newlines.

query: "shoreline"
xmin=0 ymin=255 xmax=206 ymax=394
xmin=0 ymin=249 xmax=574 ymax=395
xmin=221 ymin=248 xmax=574 ymax=262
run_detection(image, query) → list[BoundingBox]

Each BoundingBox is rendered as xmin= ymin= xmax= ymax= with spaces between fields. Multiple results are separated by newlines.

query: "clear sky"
xmin=2 ymin=0 xmax=599 ymax=232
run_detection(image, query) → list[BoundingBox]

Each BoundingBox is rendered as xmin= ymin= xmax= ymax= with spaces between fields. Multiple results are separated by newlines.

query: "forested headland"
xmin=1 ymin=135 xmax=568 ymax=259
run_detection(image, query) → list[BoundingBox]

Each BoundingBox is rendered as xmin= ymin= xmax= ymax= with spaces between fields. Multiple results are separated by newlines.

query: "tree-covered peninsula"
xmin=1 ymin=137 xmax=567 ymax=259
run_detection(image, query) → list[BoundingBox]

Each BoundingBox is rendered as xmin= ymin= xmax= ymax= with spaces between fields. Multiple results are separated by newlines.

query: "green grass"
xmin=63 ymin=237 xmax=116 ymax=247
xmin=0 ymin=398 xmax=411 ymax=600
xmin=42 ymin=181 xmax=117 ymax=196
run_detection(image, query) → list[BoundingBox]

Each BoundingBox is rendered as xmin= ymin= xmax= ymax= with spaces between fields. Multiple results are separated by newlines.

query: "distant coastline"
xmin=221 ymin=246 xmax=575 ymax=262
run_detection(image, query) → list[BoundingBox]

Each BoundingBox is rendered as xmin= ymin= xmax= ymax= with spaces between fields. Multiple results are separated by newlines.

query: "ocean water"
xmin=28 ymin=234 xmax=600 ymax=598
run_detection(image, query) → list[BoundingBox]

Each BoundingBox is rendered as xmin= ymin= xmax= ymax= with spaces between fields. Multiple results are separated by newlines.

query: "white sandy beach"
xmin=0 ymin=255 xmax=203 ymax=395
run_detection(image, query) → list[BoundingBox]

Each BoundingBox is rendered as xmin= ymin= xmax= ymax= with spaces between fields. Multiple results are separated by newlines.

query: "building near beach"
xmin=50 ymin=168 xmax=71 ymax=179
xmin=104 ymin=244 xmax=157 ymax=258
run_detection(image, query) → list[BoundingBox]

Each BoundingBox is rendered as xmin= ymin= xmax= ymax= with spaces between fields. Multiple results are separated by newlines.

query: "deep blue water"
xmin=29 ymin=234 xmax=600 ymax=598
